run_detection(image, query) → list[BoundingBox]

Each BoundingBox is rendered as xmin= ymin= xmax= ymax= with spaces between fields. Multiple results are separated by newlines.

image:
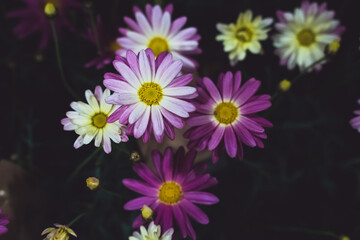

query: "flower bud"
xmin=141 ymin=205 xmax=153 ymax=221
xmin=44 ymin=3 xmax=56 ymax=17
xmin=278 ymin=79 xmax=291 ymax=92
xmin=86 ymin=177 xmax=99 ymax=190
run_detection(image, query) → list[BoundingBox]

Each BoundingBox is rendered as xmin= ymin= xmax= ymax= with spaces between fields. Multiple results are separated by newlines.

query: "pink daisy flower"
xmin=350 ymin=99 xmax=360 ymax=132
xmin=84 ymin=15 xmax=122 ymax=69
xmin=103 ymin=48 xmax=197 ymax=143
xmin=184 ymin=71 xmax=273 ymax=162
xmin=7 ymin=0 xmax=82 ymax=50
xmin=0 ymin=208 xmax=10 ymax=236
xmin=123 ymin=147 xmax=219 ymax=240
xmin=117 ymin=4 xmax=201 ymax=70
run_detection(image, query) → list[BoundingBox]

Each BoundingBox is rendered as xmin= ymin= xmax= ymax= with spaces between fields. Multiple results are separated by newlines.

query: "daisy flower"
xmin=0 ymin=208 xmax=10 ymax=236
xmin=103 ymin=48 xmax=197 ymax=143
xmin=84 ymin=15 xmax=122 ymax=69
xmin=123 ymin=147 xmax=219 ymax=240
xmin=117 ymin=4 xmax=201 ymax=70
xmin=216 ymin=10 xmax=273 ymax=66
xmin=7 ymin=0 xmax=82 ymax=50
xmin=61 ymin=86 xmax=128 ymax=154
xmin=350 ymin=99 xmax=360 ymax=132
xmin=129 ymin=221 xmax=173 ymax=240
xmin=273 ymin=1 xmax=345 ymax=70
xmin=184 ymin=71 xmax=273 ymax=162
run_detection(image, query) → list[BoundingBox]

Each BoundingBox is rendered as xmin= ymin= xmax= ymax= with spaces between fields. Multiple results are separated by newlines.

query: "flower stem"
xmin=67 ymin=212 xmax=87 ymax=227
xmin=49 ymin=19 xmax=78 ymax=99
xmin=88 ymin=8 xmax=101 ymax=52
xmin=100 ymin=187 xmax=124 ymax=199
xmin=66 ymin=148 xmax=101 ymax=184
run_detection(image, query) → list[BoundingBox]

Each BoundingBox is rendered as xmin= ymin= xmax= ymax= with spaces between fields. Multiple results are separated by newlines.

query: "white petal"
xmin=151 ymin=105 xmax=164 ymax=136
xmin=129 ymin=102 xmax=147 ymax=124
xmin=134 ymin=107 xmax=150 ymax=138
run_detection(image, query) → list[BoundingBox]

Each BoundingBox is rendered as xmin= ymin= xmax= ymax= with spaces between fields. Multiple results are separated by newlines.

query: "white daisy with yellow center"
xmin=129 ymin=221 xmax=173 ymax=240
xmin=61 ymin=86 xmax=127 ymax=154
xmin=216 ymin=10 xmax=273 ymax=66
xmin=273 ymin=2 xmax=344 ymax=70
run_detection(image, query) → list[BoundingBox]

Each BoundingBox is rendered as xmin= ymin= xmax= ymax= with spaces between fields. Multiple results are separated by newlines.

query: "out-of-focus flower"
xmin=103 ymin=49 xmax=197 ymax=143
xmin=278 ymin=79 xmax=291 ymax=92
xmin=117 ymin=4 xmax=201 ymax=70
xmin=61 ymin=86 xmax=128 ymax=154
xmin=350 ymin=99 xmax=360 ymax=132
xmin=83 ymin=15 xmax=122 ymax=69
xmin=141 ymin=205 xmax=153 ymax=221
xmin=41 ymin=224 xmax=77 ymax=240
xmin=129 ymin=221 xmax=173 ymax=240
xmin=273 ymin=1 xmax=345 ymax=71
xmin=216 ymin=10 xmax=273 ymax=66
xmin=327 ymin=40 xmax=340 ymax=54
xmin=184 ymin=71 xmax=272 ymax=162
xmin=123 ymin=147 xmax=219 ymax=240
xmin=130 ymin=151 xmax=141 ymax=163
xmin=7 ymin=0 xmax=82 ymax=50
xmin=86 ymin=177 xmax=99 ymax=190
xmin=44 ymin=2 xmax=56 ymax=17
xmin=0 ymin=208 xmax=10 ymax=236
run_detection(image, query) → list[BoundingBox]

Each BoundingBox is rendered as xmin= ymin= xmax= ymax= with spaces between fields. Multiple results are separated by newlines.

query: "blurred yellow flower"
xmin=41 ymin=224 xmax=77 ymax=240
xmin=328 ymin=40 xmax=340 ymax=54
xmin=44 ymin=3 xmax=56 ymax=17
xmin=278 ymin=79 xmax=291 ymax=92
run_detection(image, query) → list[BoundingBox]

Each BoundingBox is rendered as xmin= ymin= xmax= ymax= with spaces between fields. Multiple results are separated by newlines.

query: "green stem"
xmin=271 ymin=56 xmax=327 ymax=101
xmin=271 ymin=226 xmax=338 ymax=238
xmin=49 ymin=19 xmax=78 ymax=99
xmin=88 ymin=8 xmax=101 ymax=52
xmin=66 ymin=148 xmax=101 ymax=184
xmin=100 ymin=187 xmax=124 ymax=199
xmin=67 ymin=212 xmax=87 ymax=227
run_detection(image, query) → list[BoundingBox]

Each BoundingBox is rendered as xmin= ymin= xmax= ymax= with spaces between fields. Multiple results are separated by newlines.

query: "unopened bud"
xmin=327 ymin=40 xmax=340 ymax=55
xmin=278 ymin=79 xmax=291 ymax=92
xmin=141 ymin=205 xmax=153 ymax=221
xmin=130 ymin=151 xmax=141 ymax=163
xmin=44 ymin=3 xmax=56 ymax=17
xmin=339 ymin=235 xmax=350 ymax=240
xmin=86 ymin=177 xmax=99 ymax=190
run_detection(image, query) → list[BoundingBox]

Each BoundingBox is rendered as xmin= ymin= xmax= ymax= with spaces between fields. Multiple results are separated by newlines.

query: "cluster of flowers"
xmin=6 ymin=1 xmax=358 ymax=240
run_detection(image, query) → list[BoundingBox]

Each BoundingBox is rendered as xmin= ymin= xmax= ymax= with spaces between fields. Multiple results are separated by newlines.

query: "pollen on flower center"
xmin=148 ymin=37 xmax=169 ymax=57
xmin=92 ymin=113 xmax=107 ymax=128
xmin=138 ymin=82 xmax=163 ymax=106
xmin=236 ymin=27 xmax=253 ymax=42
xmin=158 ymin=181 xmax=183 ymax=205
xmin=214 ymin=102 xmax=239 ymax=125
xmin=297 ymin=29 xmax=315 ymax=46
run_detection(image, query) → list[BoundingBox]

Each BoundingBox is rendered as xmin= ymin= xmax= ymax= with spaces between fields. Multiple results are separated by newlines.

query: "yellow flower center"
xmin=214 ymin=102 xmax=239 ymax=125
xmin=92 ymin=113 xmax=107 ymax=128
xmin=138 ymin=82 xmax=163 ymax=106
xmin=158 ymin=181 xmax=183 ymax=205
xmin=148 ymin=37 xmax=169 ymax=57
xmin=236 ymin=27 xmax=253 ymax=42
xmin=108 ymin=40 xmax=122 ymax=52
xmin=297 ymin=29 xmax=315 ymax=46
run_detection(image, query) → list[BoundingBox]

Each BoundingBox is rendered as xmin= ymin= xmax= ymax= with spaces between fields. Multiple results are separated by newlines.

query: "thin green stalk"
xmin=66 ymin=148 xmax=101 ymax=184
xmin=271 ymin=226 xmax=338 ymax=238
xmin=67 ymin=212 xmax=87 ymax=227
xmin=100 ymin=187 xmax=124 ymax=199
xmin=49 ymin=19 xmax=78 ymax=99
xmin=88 ymin=8 xmax=101 ymax=51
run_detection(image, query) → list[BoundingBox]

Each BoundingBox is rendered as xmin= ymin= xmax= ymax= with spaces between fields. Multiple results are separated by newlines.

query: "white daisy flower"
xmin=273 ymin=1 xmax=345 ymax=70
xmin=61 ymin=86 xmax=128 ymax=153
xmin=129 ymin=222 xmax=173 ymax=240
xmin=216 ymin=10 xmax=273 ymax=66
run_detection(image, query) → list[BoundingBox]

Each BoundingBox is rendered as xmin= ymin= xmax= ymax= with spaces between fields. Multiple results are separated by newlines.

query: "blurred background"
xmin=1 ymin=0 xmax=360 ymax=239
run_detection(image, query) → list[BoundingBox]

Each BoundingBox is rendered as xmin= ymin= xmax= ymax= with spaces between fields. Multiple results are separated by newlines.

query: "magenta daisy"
xmin=184 ymin=71 xmax=273 ymax=162
xmin=273 ymin=1 xmax=345 ymax=71
xmin=350 ymin=99 xmax=360 ymax=132
xmin=123 ymin=147 xmax=219 ymax=240
xmin=103 ymin=48 xmax=197 ymax=143
xmin=84 ymin=15 xmax=122 ymax=69
xmin=7 ymin=0 xmax=82 ymax=50
xmin=0 ymin=208 xmax=10 ymax=236
xmin=117 ymin=4 xmax=201 ymax=70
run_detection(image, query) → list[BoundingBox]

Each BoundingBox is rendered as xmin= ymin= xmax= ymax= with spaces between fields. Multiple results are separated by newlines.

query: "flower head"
xmin=61 ymin=86 xmax=128 ymax=154
xmin=216 ymin=10 xmax=273 ymax=66
xmin=273 ymin=1 xmax=345 ymax=71
xmin=129 ymin=221 xmax=173 ymax=240
xmin=117 ymin=4 xmax=201 ymax=70
xmin=41 ymin=224 xmax=77 ymax=240
xmin=123 ymin=147 xmax=219 ymax=239
xmin=104 ymin=49 xmax=197 ymax=143
xmin=350 ymin=99 xmax=360 ymax=132
xmin=84 ymin=15 xmax=122 ymax=69
xmin=7 ymin=0 xmax=82 ymax=50
xmin=184 ymin=71 xmax=272 ymax=162
xmin=0 ymin=208 xmax=10 ymax=236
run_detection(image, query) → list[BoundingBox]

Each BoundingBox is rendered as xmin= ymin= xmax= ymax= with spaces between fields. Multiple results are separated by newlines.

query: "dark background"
xmin=1 ymin=0 xmax=360 ymax=239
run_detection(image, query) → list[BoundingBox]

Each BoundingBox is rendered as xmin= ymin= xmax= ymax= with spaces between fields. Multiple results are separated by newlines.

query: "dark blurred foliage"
xmin=1 ymin=0 xmax=360 ymax=239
